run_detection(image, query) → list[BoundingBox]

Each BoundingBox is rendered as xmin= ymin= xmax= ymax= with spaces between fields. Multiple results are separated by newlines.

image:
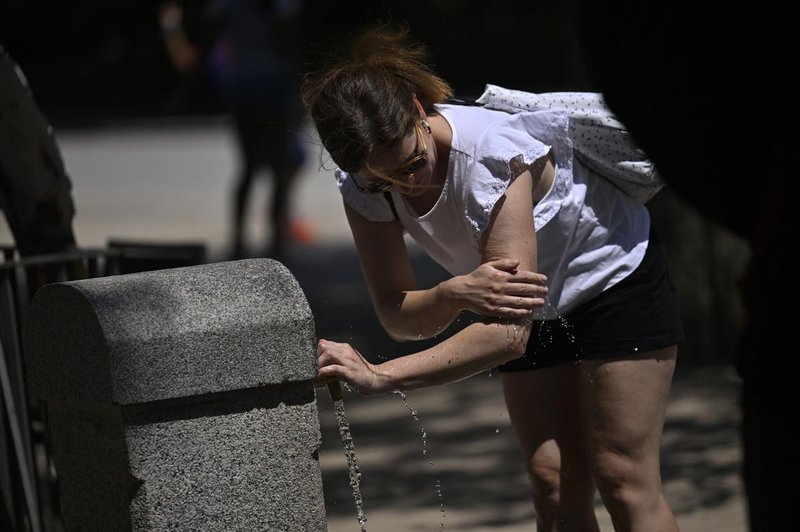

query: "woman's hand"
xmin=442 ymin=258 xmax=547 ymax=318
xmin=316 ymin=339 xmax=390 ymax=396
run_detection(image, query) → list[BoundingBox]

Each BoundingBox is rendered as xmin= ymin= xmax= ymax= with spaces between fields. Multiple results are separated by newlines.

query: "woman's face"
xmin=358 ymin=121 xmax=436 ymax=197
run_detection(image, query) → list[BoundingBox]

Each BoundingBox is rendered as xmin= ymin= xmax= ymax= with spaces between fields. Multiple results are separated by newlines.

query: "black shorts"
xmin=498 ymin=229 xmax=684 ymax=372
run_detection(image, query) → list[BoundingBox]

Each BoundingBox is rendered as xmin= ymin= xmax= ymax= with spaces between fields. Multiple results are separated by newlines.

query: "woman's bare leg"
xmin=502 ymin=365 xmax=600 ymax=532
xmin=580 ymin=347 xmax=678 ymax=532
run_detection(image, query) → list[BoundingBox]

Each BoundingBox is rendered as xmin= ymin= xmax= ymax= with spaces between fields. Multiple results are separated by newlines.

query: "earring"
xmin=421 ymin=119 xmax=432 ymax=134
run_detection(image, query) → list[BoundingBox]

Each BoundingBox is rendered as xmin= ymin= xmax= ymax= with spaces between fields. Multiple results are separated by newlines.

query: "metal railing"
xmin=0 ymin=241 xmax=207 ymax=531
xmin=0 ymin=246 xmax=121 ymax=531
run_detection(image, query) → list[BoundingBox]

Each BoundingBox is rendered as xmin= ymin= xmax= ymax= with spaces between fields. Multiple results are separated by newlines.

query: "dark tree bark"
xmin=0 ymin=45 xmax=76 ymax=257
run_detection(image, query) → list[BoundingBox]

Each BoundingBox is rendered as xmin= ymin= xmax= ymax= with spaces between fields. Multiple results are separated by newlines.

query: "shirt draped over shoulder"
xmin=335 ymin=103 xmax=649 ymax=318
xmin=462 ymin=107 xmax=573 ymax=238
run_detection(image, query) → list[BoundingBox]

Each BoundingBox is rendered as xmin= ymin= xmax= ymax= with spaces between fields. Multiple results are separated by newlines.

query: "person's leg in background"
xmin=230 ymin=117 xmax=260 ymax=259
xmin=261 ymin=117 xmax=305 ymax=258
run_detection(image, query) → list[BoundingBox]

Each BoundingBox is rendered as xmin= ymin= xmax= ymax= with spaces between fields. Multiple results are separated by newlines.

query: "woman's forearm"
xmin=375 ymin=279 xmax=461 ymax=341
xmin=372 ymin=317 xmax=531 ymax=391
xmin=375 ymin=259 xmax=543 ymax=341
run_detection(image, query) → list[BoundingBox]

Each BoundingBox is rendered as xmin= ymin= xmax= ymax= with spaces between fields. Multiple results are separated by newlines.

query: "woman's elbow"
xmin=378 ymin=315 xmax=440 ymax=342
xmin=385 ymin=327 xmax=411 ymax=342
xmin=375 ymin=313 xmax=411 ymax=342
xmin=499 ymin=341 xmax=527 ymax=365
xmin=490 ymin=322 xmax=531 ymax=365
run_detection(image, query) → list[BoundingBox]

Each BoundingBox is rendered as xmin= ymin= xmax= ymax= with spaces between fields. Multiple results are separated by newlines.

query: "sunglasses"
xmin=355 ymin=121 xmax=429 ymax=194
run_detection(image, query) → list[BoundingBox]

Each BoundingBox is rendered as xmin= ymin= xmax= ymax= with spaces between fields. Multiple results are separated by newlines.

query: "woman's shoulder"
xmin=436 ymin=103 xmax=511 ymax=148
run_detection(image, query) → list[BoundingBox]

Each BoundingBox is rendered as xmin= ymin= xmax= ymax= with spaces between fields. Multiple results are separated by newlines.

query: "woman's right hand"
xmin=316 ymin=339 xmax=390 ymax=396
xmin=442 ymin=258 xmax=548 ymax=318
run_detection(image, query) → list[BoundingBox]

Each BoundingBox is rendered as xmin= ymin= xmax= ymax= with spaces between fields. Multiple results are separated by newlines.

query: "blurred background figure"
xmin=159 ymin=0 xmax=309 ymax=259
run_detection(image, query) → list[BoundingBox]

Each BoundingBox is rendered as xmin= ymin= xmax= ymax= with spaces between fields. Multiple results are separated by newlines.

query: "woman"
xmin=303 ymin=27 xmax=682 ymax=531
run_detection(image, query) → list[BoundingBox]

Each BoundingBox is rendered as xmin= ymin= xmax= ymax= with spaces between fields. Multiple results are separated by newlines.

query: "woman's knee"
xmin=528 ymin=456 xmax=561 ymax=495
xmin=592 ymin=449 xmax=660 ymax=510
xmin=528 ymin=450 xmax=596 ymax=511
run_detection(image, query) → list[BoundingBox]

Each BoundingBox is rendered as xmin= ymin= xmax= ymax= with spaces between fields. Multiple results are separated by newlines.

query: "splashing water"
xmin=536 ymin=297 xmax=574 ymax=341
xmin=535 ymin=297 xmax=578 ymax=363
xmin=329 ymin=382 xmax=368 ymax=532
xmin=394 ymin=390 xmax=446 ymax=529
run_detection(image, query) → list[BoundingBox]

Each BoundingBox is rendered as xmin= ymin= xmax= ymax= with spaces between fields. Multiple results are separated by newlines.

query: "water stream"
xmin=395 ymin=390 xmax=447 ymax=530
xmin=324 ymin=299 xmax=575 ymax=531
xmin=328 ymin=381 xmax=368 ymax=532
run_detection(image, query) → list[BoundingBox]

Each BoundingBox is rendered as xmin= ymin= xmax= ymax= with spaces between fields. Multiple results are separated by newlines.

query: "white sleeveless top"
xmin=336 ymin=103 xmax=649 ymax=318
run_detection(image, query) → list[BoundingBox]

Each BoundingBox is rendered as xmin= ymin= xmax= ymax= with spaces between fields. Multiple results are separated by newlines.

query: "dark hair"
xmin=300 ymin=26 xmax=453 ymax=172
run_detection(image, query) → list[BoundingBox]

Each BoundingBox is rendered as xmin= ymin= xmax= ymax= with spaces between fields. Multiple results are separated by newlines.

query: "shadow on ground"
xmin=278 ymin=242 xmax=744 ymax=530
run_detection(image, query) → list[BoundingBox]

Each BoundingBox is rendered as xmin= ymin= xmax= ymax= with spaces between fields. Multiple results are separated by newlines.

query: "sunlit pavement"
xmin=0 ymin=116 xmax=352 ymax=257
xmin=318 ymin=365 xmax=745 ymax=532
xmin=2 ymin=118 xmax=746 ymax=532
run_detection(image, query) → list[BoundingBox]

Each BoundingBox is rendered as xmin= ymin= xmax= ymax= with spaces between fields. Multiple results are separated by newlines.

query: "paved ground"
xmin=316 ymin=365 xmax=745 ymax=532
xmin=2 ymin=119 xmax=748 ymax=531
xmin=284 ymin=244 xmax=747 ymax=532
xmin=0 ymin=116 xmax=352 ymax=258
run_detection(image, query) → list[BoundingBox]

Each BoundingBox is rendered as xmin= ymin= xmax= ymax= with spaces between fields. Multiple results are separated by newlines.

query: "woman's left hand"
xmin=442 ymin=258 xmax=548 ymax=318
xmin=316 ymin=339 xmax=390 ymax=395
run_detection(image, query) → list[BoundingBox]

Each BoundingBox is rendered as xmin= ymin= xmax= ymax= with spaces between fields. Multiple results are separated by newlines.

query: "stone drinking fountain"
xmin=23 ymin=259 xmax=337 ymax=531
